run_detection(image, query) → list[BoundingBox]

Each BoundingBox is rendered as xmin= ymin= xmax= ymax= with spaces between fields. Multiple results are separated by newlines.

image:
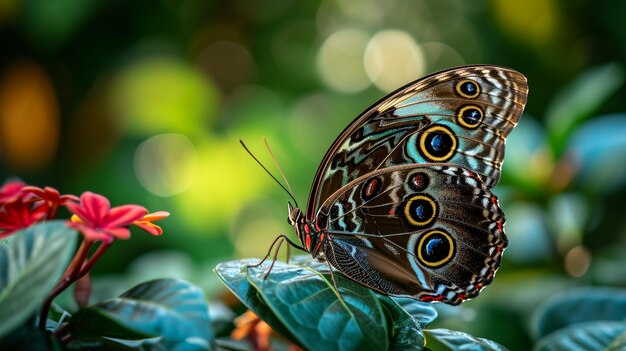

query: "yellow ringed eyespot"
xmin=417 ymin=230 xmax=455 ymax=268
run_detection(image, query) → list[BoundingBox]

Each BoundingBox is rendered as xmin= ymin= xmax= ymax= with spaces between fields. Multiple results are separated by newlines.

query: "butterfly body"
xmin=287 ymin=65 xmax=528 ymax=305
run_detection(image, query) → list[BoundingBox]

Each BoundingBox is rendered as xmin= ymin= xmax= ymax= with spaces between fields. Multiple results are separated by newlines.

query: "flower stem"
xmin=77 ymin=240 xmax=112 ymax=279
xmin=38 ymin=240 xmax=93 ymax=330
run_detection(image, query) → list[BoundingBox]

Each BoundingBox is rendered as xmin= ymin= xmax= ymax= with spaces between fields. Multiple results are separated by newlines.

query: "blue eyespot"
xmin=403 ymin=194 xmax=437 ymax=227
xmin=419 ymin=125 xmax=457 ymax=162
xmin=461 ymin=82 xmax=477 ymax=95
xmin=455 ymin=79 xmax=481 ymax=99
xmin=414 ymin=203 xmax=425 ymax=219
xmin=426 ymin=131 xmax=453 ymax=157
xmin=425 ymin=236 xmax=445 ymax=256
xmin=431 ymin=134 xmax=443 ymax=151
xmin=417 ymin=230 xmax=455 ymax=268
xmin=464 ymin=109 xmax=480 ymax=123
xmin=457 ymin=105 xmax=484 ymax=129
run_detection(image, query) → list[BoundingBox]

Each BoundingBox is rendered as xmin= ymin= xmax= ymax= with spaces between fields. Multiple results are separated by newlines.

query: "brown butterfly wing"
xmin=306 ymin=66 xmax=528 ymax=220
xmin=316 ymin=164 xmax=506 ymax=305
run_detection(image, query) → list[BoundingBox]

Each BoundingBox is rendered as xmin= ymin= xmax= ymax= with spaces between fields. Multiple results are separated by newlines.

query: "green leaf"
xmin=379 ymin=298 xmax=425 ymax=351
xmin=534 ymin=321 xmax=626 ymax=351
xmin=546 ymin=63 xmax=624 ymax=154
xmin=214 ymin=259 xmax=299 ymax=344
xmin=531 ymin=287 xmax=626 ymax=339
xmin=607 ymin=330 xmax=626 ymax=351
xmin=424 ymin=328 xmax=508 ymax=351
xmin=0 ymin=221 xmax=77 ymax=339
xmin=68 ymin=278 xmax=212 ymax=351
xmin=392 ymin=297 xmax=438 ymax=329
xmin=0 ymin=321 xmax=61 ymax=350
xmin=216 ymin=258 xmax=432 ymax=351
xmin=246 ymin=261 xmax=389 ymax=351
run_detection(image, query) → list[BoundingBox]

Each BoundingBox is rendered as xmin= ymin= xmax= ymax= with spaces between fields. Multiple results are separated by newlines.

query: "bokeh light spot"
xmin=134 ymin=133 xmax=198 ymax=197
xmin=196 ymin=41 xmax=255 ymax=92
xmin=233 ymin=215 xmax=286 ymax=258
xmin=490 ymin=0 xmax=561 ymax=46
xmin=317 ymin=28 xmax=371 ymax=93
xmin=364 ymin=30 xmax=425 ymax=92
xmin=564 ymin=245 xmax=591 ymax=278
xmin=176 ymin=138 xmax=270 ymax=234
xmin=0 ymin=61 xmax=59 ymax=172
xmin=111 ymin=57 xmax=219 ymax=137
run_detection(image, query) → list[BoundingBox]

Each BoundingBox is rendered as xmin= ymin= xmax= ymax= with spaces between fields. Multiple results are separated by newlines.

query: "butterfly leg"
xmin=324 ymin=260 xmax=346 ymax=303
xmin=246 ymin=234 xmax=306 ymax=279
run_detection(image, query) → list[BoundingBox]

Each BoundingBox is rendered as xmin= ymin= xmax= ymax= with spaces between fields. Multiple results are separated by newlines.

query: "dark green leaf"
xmin=534 ymin=321 xmax=626 ymax=351
xmin=216 ymin=258 xmax=436 ymax=351
xmin=246 ymin=261 xmax=389 ymax=351
xmin=0 ymin=221 xmax=77 ymax=338
xmin=531 ymin=287 xmax=626 ymax=339
xmin=607 ymin=329 xmax=626 ymax=351
xmin=379 ymin=297 xmax=425 ymax=351
xmin=213 ymin=259 xmax=298 ymax=343
xmin=424 ymin=328 xmax=508 ymax=351
xmin=392 ymin=297 xmax=438 ymax=329
xmin=69 ymin=278 xmax=212 ymax=351
xmin=546 ymin=63 xmax=623 ymax=154
xmin=0 ymin=321 xmax=61 ymax=351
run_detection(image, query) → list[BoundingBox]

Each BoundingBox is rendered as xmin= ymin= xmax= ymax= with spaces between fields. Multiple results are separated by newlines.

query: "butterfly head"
xmin=288 ymin=201 xmax=304 ymax=238
xmin=288 ymin=202 xmax=325 ymax=257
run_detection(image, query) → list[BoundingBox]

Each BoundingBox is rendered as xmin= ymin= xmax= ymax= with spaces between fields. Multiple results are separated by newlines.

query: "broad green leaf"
xmin=213 ymin=259 xmax=298 ymax=344
xmin=391 ymin=297 xmax=438 ymax=329
xmin=531 ymin=287 xmax=626 ymax=339
xmin=246 ymin=261 xmax=389 ymax=351
xmin=546 ymin=63 xmax=623 ymax=154
xmin=0 ymin=321 xmax=60 ymax=350
xmin=216 ymin=258 xmax=434 ymax=351
xmin=424 ymin=328 xmax=508 ymax=351
xmin=380 ymin=297 xmax=425 ymax=351
xmin=607 ymin=329 xmax=626 ymax=351
xmin=0 ymin=221 xmax=77 ymax=339
xmin=68 ymin=278 xmax=212 ymax=351
xmin=534 ymin=321 xmax=626 ymax=351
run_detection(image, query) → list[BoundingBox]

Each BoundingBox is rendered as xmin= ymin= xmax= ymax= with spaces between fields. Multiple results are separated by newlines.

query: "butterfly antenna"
xmin=263 ymin=137 xmax=299 ymax=208
xmin=240 ymin=140 xmax=299 ymax=206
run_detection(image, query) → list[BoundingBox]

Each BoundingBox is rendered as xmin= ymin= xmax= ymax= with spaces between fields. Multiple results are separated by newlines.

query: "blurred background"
xmin=2 ymin=0 xmax=626 ymax=349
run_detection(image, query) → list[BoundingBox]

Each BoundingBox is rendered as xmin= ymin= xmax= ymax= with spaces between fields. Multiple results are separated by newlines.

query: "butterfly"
xmin=255 ymin=65 xmax=528 ymax=305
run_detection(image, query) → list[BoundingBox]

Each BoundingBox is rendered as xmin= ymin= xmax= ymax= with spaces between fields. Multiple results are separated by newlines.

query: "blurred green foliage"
xmin=2 ymin=0 xmax=626 ymax=349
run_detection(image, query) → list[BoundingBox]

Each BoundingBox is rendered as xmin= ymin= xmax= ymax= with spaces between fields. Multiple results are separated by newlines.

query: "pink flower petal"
xmin=21 ymin=185 xmax=45 ymax=197
xmin=65 ymin=201 xmax=96 ymax=227
xmin=69 ymin=222 xmax=111 ymax=242
xmin=107 ymin=205 xmax=147 ymax=227
xmin=81 ymin=192 xmax=110 ymax=226
xmin=60 ymin=194 xmax=80 ymax=203
xmin=43 ymin=187 xmax=60 ymax=200
xmin=106 ymin=227 xmax=131 ymax=240
xmin=0 ymin=181 xmax=26 ymax=204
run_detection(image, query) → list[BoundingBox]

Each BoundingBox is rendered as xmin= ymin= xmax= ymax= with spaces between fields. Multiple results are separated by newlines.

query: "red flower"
xmin=65 ymin=192 xmax=148 ymax=242
xmin=133 ymin=211 xmax=169 ymax=236
xmin=0 ymin=200 xmax=47 ymax=239
xmin=22 ymin=186 xmax=79 ymax=219
xmin=0 ymin=180 xmax=27 ymax=204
